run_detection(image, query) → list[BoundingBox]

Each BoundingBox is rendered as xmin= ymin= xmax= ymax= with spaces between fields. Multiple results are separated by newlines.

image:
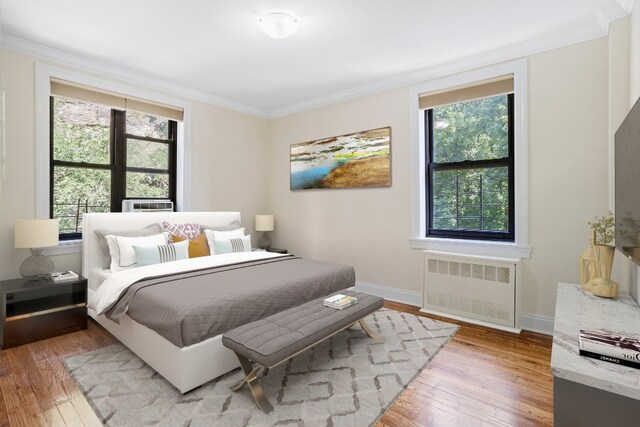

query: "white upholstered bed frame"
xmin=82 ymin=212 xmax=243 ymax=393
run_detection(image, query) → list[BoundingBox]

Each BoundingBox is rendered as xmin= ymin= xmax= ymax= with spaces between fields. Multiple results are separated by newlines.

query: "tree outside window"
xmin=51 ymin=97 xmax=176 ymax=239
xmin=426 ymin=93 xmax=514 ymax=241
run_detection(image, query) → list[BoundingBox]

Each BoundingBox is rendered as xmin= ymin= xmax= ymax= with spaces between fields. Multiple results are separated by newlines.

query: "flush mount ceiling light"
xmin=258 ymin=13 xmax=299 ymax=39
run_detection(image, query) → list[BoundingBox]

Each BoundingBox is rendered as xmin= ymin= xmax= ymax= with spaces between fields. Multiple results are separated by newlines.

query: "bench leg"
xmin=359 ymin=319 xmax=379 ymax=340
xmin=230 ymin=353 xmax=274 ymax=414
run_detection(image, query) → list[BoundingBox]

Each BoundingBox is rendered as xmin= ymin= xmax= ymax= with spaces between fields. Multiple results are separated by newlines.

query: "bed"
xmin=82 ymin=211 xmax=355 ymax=393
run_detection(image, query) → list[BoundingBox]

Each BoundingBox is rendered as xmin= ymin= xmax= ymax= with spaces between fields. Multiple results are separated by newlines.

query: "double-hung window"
xmin=423 ymin=76 xmax=514 ymax=241
xmin=50 ymin=80 xmax=181 ymax=240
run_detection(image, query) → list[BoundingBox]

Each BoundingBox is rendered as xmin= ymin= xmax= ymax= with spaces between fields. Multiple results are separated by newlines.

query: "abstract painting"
xmin=290 ymin=127 xmax=391 ymax=190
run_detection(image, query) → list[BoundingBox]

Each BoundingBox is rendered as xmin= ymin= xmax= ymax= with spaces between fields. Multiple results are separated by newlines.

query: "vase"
xmin=578 ymin=246 xmax=597 ymax=291
xmin=589 ymin=245 xmax=618 ymax=298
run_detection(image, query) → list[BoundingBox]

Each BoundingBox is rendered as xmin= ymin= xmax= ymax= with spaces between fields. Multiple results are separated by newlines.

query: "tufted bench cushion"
xmin=222 ymin=290 xmax=383 ymax=368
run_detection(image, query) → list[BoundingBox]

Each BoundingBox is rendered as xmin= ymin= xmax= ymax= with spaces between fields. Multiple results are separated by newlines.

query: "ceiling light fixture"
xmin=258 ymin=13 xmax=299 ymax=39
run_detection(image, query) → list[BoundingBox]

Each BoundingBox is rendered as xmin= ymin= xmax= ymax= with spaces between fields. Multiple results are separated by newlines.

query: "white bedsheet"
xmin=90 ymin=251 xmax=286 ymax=315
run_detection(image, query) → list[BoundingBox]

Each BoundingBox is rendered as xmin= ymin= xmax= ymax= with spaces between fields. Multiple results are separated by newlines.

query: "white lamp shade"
xmin=15 ymin=219 xmax=59 ymax=248
xmin=255 ymin=215 xmax=275 ymax=232
xmin=258 ymin=13 xmax=299 ymax=39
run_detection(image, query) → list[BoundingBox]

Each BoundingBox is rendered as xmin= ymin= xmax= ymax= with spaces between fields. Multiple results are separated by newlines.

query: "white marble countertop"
xmin=551 ymin=283 xmax=640 ymax=400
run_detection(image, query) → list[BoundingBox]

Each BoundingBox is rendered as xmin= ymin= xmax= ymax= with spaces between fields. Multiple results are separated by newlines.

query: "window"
xmin=50 ymin=94 xmax=177 ymax=239
xmin=426 ymin=93 xmax=514 ymax=241
xmin=410 ymin=60 xmax=529 ymax=258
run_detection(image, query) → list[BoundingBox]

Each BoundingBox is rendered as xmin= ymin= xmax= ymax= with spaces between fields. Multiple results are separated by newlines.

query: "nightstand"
xmin=266 ymin=248 xmax=288 ymax=254
xmin=0 ymin=276 xmax=87 ymax=348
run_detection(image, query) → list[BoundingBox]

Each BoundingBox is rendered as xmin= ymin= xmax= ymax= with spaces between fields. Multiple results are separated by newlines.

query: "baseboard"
xmin=520 ymin=312 xmax=554 ymax=336
xmin=354 ymin=281 xmax=422 ymax=307
xmin=355 ymin=281 xmax=555 ymax=335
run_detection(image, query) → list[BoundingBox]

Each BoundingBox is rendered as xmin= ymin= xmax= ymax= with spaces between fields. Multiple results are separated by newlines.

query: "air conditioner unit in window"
xmin=122 ymin=199 xmax=174 ymax=213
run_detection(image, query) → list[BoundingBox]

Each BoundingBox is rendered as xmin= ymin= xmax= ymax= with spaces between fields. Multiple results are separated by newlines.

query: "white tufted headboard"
xmin=82 ymin=211 xmax=241 ymax=290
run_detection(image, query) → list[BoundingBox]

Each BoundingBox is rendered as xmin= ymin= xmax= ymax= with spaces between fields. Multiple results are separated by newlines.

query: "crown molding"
xmin=0 ymin=34 xmax=270 ymax=118
xmin=2 ymin=0 xmax=633 ymax=120
xmin=597 ymin=0 xmax=635 ymax=32
xmin=267 ymin=17 xmax=611 ymax=118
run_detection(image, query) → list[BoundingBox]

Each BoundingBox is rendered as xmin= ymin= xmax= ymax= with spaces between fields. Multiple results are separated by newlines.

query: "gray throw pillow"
xmin=94 ymin=223 xmax=163 ymax=257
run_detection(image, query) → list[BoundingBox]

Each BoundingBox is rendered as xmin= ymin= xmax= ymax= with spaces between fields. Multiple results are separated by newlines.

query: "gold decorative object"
xmin=585 ymin=212 xmax=618 ymax=298
xmin=579 ymin=245 xmax=597 ymax=291
xmin=590 ymin=245 xmax=619 ymax=298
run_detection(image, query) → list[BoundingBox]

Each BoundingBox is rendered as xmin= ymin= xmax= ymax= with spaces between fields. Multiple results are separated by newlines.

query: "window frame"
xmin=35 ymin=63 xmax=191 ymax=254
xmin=49 ymin=98 xmax=178 ymax=240
xmin=425 ymin=94 xmax=515 ymax=241
xmin=408 ymin=59 xmax=530 ymax=260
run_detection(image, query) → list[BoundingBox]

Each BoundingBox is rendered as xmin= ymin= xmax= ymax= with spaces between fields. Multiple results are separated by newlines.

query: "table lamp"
xmin=15 ymin=219 xmax=59 ymax=280
xmin=255 ymin=215 xmax=274 ymax=250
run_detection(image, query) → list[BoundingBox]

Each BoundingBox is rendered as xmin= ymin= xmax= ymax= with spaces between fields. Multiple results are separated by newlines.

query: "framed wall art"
xmin=290 ymin=126 xmax=391 ymax=190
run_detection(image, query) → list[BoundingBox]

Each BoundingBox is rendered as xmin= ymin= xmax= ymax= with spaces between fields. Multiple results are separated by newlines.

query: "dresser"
xmin=551 ymin=283 xmax=640 ymax=426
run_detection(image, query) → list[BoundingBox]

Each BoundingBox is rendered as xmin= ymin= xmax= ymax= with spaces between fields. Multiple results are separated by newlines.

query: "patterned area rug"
xmin=64 ymin=308 xmax=458 ymax=426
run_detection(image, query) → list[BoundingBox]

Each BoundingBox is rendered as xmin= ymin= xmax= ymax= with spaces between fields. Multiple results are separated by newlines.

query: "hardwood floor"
xmin=0 ymin=302 xmax=553 ymax=426
xmin=378 ymin=302 xmax=554 ymax=427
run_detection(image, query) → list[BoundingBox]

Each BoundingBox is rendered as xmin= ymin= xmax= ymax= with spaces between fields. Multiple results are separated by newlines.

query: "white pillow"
xmin=212 ymin=235 xmax=252 ymax=254
xmin=133 ymin=240 xmax=189 ymax=267
xmin=105 ymin=232 xmax=168 ymax=271
xmin=204 ymin=228 xmax=245 ymax=254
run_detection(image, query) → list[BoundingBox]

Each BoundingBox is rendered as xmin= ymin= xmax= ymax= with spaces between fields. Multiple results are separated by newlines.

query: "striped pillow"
xmin=212 ymin=235 xmax=252 ymax=254
xmin=133 ymin=240 xmax=189 ymax=267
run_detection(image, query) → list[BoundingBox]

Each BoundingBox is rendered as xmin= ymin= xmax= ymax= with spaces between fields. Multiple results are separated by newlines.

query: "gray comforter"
xmin=105 ymin=256 xmax=355 ymax=347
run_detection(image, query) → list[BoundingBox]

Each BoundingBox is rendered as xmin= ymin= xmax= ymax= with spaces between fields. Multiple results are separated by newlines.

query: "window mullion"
xmin=168 ymin=120 xmax=177 ymax=206
xmin=113 ymin=110 xmax=126 ymax=212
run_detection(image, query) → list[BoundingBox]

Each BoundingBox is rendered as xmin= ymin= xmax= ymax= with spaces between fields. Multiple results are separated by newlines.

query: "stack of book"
xmin=50 ymin=271 xmax=79 ymax=283
xmin=579 ymin=329 xmax=640 ymax=370
xmin=324 ymin=294 xmax=358 ymax=310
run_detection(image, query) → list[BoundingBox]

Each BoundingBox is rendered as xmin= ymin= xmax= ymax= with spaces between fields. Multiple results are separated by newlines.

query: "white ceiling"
xmin=0 ymin=0 xmax=632 ymax=116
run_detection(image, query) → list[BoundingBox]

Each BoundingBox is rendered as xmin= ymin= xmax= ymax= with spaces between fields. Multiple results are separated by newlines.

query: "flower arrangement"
xmin=588 ymin=211 xmax=615 ymax=246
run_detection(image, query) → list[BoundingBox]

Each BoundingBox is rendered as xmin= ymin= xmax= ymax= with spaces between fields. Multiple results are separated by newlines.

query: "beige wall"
xmin=267 ymin=89 xmax=420 ymax=296
xmin=267 ymin=37 xmax=611 ymax=322
xmin=525 ymin=38 xmax=609 ymax=316
xmin=0 ymin=49 xmax=268 ymax=280
xmin=631 ymin=1 xmax=640 ymax=103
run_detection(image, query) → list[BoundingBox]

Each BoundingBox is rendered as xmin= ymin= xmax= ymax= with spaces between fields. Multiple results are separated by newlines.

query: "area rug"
xmin=63 ymin=308 xmax=458 ymax=426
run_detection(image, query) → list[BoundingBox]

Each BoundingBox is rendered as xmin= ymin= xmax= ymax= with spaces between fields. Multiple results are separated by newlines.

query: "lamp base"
xmin=20 ymin=248 xmax=55 ymax=281
xmin=257 ymin=232 xmax=272 ymax=250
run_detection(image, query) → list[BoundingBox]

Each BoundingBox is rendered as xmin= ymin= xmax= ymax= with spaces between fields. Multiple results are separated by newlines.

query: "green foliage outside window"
xmin=430 ymin=95 xmax=511 ymax=234
xmin=52 ymin=98 xmax=173 ymax=235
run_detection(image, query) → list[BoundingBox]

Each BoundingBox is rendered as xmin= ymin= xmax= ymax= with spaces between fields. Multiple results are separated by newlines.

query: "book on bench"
xmin=324 ymin=294 xmax=357 ymax=310
xmin=579 ymin=329 xmax=640 ymax=370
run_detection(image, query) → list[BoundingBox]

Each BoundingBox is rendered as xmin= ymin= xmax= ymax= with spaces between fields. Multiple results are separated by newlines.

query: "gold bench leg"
xmin=231 ymin=353 xmax=274 ymax=414
xmin=359 ymin=319 xmax=379 ymax=340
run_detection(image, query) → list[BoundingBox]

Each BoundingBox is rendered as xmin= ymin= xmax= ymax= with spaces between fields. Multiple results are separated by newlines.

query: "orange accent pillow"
xmin=172 ymin=234 xmax=210 ymax=258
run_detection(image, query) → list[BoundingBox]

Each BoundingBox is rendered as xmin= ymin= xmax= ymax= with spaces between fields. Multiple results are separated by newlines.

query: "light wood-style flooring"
xmin=0 ymin=301 xmax=553 ymax=426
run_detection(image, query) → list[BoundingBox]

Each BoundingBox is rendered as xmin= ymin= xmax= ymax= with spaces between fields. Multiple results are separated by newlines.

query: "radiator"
xmin=422 ymin=250 xmax=521 ymax=332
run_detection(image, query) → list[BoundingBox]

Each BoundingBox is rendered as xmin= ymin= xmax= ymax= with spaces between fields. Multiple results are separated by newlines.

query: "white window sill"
xmin=409 ymin=237 xmax=531 ymax=260
xmin=42 ymin=240 xmax=82 ymax=256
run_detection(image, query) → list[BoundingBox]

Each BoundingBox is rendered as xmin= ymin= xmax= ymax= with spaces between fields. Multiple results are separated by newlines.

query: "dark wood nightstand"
xmin=266 ymin=248 xmax=288 ymax=254
xmin=0 ymin=276 xmax=87 ymax=349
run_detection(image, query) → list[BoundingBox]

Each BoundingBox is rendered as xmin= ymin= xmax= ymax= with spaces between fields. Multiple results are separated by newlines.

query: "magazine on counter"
xmin=579 ymin=329 xmax=640 ymax=368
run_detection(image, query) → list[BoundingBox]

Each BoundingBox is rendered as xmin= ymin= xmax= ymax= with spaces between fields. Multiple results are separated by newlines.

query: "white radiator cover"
xmin=422 ymin=250 xmax=521 ymax=332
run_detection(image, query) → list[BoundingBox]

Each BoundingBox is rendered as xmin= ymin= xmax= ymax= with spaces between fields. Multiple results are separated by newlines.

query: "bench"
xmin=222 ymin=290 xmax=384 ymax=413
